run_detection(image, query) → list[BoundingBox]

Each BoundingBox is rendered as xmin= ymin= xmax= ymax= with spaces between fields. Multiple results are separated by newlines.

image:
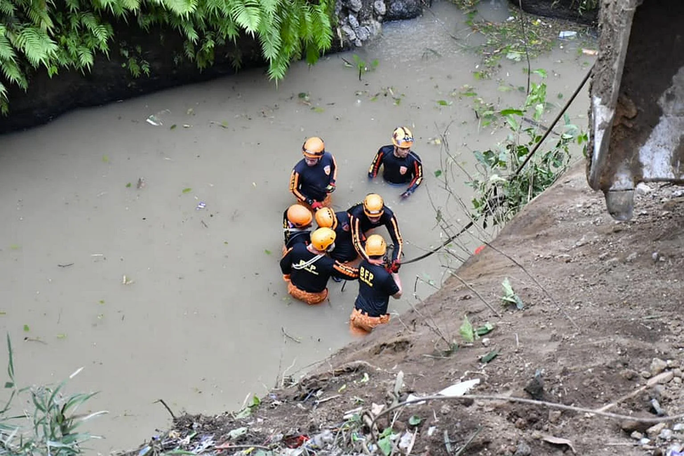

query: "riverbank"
xmin=121 ymin=161 xmax=684 ymax=455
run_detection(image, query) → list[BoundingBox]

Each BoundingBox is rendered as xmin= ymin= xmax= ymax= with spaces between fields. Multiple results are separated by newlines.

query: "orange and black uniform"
xmin=329 ymin=211 xmax=357 ymax=263
xmin=289 ymin=152 xmax=337 ymax=206
xmin=282 ymin=209 xmax=310 ymax=249
xmin=355 ymin=260 xmax=400 ymax=317
xmin=280 ymin=243 xmax=358 ymax=294
xmin=368 ymin=145 xmax=423 ymax=194
xmin=348 ymin=203 xmax=403 ymax=262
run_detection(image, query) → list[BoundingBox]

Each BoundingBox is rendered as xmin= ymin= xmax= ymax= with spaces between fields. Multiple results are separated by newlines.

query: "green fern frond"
xmin=159 ymin=0 xmax=198 ymax=16
xmin=0 ymin=0 xmax=16 ymax=16
xmin=266 ymin=54 xmax=288 ymax=81
xmin=259 ymin=0 xmax=282 ymax=18
xmin=259 ymin=29 xmax=281 ymax=62
xmin=0 ymin=26 xmax=17 ymax=62
xmin=0 ymin=88 xmax=9 ymax=115
xmin=12 ymin=27 xmax=58 ymax=68
xmin=26 ymin=3 xmax=55 ymax=31
xmin=183 ymin=39 xmax=195 ymax=60
xmin=64 ymin=0 xmax=80 ymax=13
xmin=76 ymin=46 xmax=94 ymax=69
xmin=230 ymin=0 xmax=261 ymax=34
xmin=0 ymin=59 xmax=27 ymax=88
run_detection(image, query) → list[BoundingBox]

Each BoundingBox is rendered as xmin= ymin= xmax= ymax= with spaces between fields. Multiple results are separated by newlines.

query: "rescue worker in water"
xmin=289 ymin=136 xmax=337 ymax=212
xmin=280 ymin=227 xmax=359 ymax=305
xmin=368 ymin=126 xmax=423 ymax=199
xmin=348 ymin=193 xmax=403 ymax=272
xmin=282 ymin=204 xmax=313 ymax=254
xmin=349 ymin=234 xmax=402 ymax=335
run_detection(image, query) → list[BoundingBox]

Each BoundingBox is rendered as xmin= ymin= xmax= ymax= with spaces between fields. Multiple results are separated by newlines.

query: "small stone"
xmin=652 ymin=252 xmax=660 ymax=262
xmin=625 ymin=252 xmax=638 ymax=262
xmin=641 ymin=370 xmax=652 ymax=379
xmin=636 ymin=183 xmax=652 ymax=195
xmin=622 ymin=369 xmax=637 ymax=380
xmin=646 ymin=422 xmax=666 ymax=437
xmin=673 ymin=423 xmax=684 ymax=431
xmin=674 ymin=377 xmax=682 ymax=384
xmin=630 ymin=431 xmax=643 ymax=440
xmin=639 ymin=437 xmax=651 ymax=446
xmin=514 ymin=441 xmax=531 ymax=456
xmin=659 ymin=429 xmax=673 ymax=441
xmin=650 ymin=358 xmax=668 ymax=376
xmin=548 ymin=410 xmax=561 ymax=424
xmin=482 ymin=337 xmax=491 ymax=347
xmin=622 ymin=419 xmax=651 ymax=433
xmin=348 ymin=0 xmax=363 ymax=12
xmin=373 ymin=0 xmax=386 ymax=15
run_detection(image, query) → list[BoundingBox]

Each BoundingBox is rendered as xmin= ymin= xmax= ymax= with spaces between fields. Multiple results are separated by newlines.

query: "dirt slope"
xmin=124 ymin=162 xmax=684 ymax=456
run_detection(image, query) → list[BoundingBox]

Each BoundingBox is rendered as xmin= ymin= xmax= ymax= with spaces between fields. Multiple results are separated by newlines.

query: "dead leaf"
xmin=542 ymin=435 xmax=575 ymax=453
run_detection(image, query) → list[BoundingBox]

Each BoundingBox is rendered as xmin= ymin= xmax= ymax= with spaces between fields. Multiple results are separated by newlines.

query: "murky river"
xmin=0 ymin=0 xmax=595 ymax=453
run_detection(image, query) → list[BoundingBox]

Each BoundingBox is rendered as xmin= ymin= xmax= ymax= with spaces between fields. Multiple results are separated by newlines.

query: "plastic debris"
xmin=196 ymin=202 xmax=206 ymax=210
xmin=146 ymin=115 xmax=162 ymax=126
xmin=558 ymin=31 xmax=577 ymax=39
xmin=438 ymin=378 xmax=480 ymax=397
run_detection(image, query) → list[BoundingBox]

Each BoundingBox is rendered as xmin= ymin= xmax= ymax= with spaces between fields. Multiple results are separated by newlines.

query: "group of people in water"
xmin=280 ymin=126 xmax=424 ymax=336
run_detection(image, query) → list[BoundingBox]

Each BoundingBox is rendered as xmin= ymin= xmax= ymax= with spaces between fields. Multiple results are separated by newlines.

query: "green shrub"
xmin=0 ymin=335 xmax=106 ymax=455
xmin=0 ymin=0 xmax=334 ymax=114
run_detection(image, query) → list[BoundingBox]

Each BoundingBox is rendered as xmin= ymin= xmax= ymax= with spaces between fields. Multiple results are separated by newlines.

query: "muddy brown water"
xmin=0 ymin=1 xmax=594 ymax=453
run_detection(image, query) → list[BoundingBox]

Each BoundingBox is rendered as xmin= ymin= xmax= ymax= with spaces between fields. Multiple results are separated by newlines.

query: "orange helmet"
xmin=392 ymin=126 xmax=414 ymax=148
xmin=302 ymin=137 xmax=325 ymax=159
xmin=365 ymin=235 xmax=387 ymax=257
xmin=310 ymin=228 xmax=336 ymax=252
xmin=363 ymin=193 xmax=384 ymax=218
xmin=287 ymin=204 xmax=313 ymax=228
xmin=315 ymin=207 xmax=338 ymax=230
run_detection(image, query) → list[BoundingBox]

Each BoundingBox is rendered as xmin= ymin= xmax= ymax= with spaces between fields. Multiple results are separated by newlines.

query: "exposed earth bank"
xmin=121 ymin=162 xmax=684 ymax=456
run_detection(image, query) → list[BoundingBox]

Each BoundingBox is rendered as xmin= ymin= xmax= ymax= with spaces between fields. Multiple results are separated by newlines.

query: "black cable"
xmin=401 ymin=64 xmax=594 ymax=267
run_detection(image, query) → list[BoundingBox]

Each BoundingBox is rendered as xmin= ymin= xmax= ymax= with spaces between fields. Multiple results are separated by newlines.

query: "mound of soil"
xmin=123 ymin=162 xmax=684 ymax=455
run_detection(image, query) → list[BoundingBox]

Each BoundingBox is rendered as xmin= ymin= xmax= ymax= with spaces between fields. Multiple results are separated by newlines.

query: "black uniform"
xmin=282 ymin=209 xmax=311 ymax=249
xmin=280 ymin=243 xmax=358 ymax=293
xmin=355 ymin=260 xmax=400 ymax=317
xmin=348 ymin=203 xmax=403 ymax=262
xmin=329 ymin=211 xmax=357 ymax=263
xmin=368 ymin=145 xmax=423 ymax=194
xmin=289 ymin=152 xmax=337 ymax=205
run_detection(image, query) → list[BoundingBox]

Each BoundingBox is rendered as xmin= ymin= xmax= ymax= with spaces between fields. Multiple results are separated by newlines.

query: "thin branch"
xmin=369 ymin=393 xmax=684 ymax=446
xmin=446 ymin=270 xmax=502 ymax=318
xmin=406 ymin=299 xmax=452 ymax=348
xmin=281 ymin=327 xmax=301 ymax=343
xmin=153 ymin=399 xmax=176 ymax=420
xmin=516 ymin=1 xmax=531 ymax=96
xmin=454 ymin=426 xmax=483 ymax=456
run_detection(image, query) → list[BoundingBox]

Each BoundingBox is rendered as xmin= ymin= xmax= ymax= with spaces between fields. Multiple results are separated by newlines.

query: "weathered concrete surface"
xmin=0 ymin=0 xmax=422 ymax=135
xmin=588 ymin=0 xmax=684 ymax=221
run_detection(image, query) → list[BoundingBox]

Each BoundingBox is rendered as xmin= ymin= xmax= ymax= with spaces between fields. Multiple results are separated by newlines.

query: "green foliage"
xmin=501 ymin=277 xmax=523 ymax=309
xmin=465 ymin=70 xmax=587 ymax=228
xmin=0 ymin=0 xmax=334 ymax=114
xmin=0 ymin=334 xmax=106 ymax=454
xmin=343 ymin=54 xmax=378 ymax=81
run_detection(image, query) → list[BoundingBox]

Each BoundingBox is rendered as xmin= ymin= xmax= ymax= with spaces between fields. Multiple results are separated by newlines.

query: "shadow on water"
xmin=0 ymin=0 xmax=594 ymax=452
